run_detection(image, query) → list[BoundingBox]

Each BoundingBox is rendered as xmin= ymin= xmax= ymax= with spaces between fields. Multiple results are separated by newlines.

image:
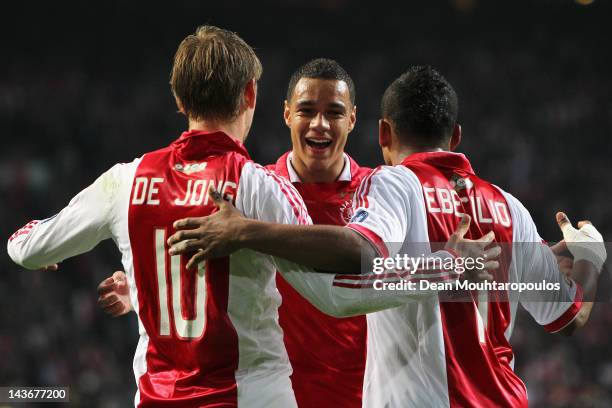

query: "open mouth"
xmin=305 ymin=138 xmax=332 ymax=149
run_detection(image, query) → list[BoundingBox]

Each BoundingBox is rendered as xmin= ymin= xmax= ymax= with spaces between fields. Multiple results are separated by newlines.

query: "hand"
xmin=445 ymin=214 xmax=501 ymax=281
xmin=97 ymin=271 xmax=133 ymax=317
xmin=39 ymin=264 xmax=59 ymax=272
xmin=556 ymin=212 xmax=606 ymax=271
xmin=168 ymin=186 xmax=247 ymax=269
xmin=550 ymin=239 xmax=573 ymax=278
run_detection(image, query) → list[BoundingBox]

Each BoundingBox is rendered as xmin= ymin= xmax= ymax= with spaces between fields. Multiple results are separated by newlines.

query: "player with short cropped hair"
xmin=270 ymin=58 xmax=369 ymax=408
xmin=7 ymin=30 xmax=498 ymax=407
xmin=166 ymin=66 xmax=606 ymax=407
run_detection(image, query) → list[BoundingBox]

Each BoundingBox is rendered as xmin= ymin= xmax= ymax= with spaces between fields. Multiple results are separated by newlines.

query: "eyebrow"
xmin=295 ymin=100 xmax=347 ymax=110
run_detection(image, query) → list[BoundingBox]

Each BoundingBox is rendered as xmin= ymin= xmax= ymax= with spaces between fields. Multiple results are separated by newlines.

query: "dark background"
xmin=1 ymin=0 xmax=611 ymax=406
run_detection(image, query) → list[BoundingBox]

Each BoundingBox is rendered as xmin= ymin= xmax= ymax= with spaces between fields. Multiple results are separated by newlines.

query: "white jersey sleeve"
xmin=274 ymin=252 xmax=458 ymax=317
xmin=234 ymin=162 xmax=459 ymax=317
xmin=234 ymin=161 xmax=311 ymax=225
xmin=502 ymin=190 xmax=583 ymax=333
xmin=7 ymin=163 xmax=131 ymax=269
xmin=346 ymin=166 xmax=416 ymax=257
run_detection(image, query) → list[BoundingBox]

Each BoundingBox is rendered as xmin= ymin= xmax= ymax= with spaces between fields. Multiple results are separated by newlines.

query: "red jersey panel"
xmin=348 ymin=151 xmax=580 ymax=407
xmin=128 ymin=131 xmax=250 ymax=407
xmin=270 ymin=151 xmax=371 ymax=408
xmin=403 ymin=152 xmax=527 ymax=408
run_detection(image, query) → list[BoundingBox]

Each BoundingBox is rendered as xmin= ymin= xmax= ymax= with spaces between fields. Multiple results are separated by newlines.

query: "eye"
xmin=327 ymin=110 xmax=344 ymax=118
xmin=297 ymin=108 xmax=315 ymax=116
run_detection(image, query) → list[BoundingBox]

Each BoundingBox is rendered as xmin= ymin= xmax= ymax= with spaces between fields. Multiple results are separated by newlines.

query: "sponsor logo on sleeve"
xmin=351 ymin=209 xmax=369 ymax=223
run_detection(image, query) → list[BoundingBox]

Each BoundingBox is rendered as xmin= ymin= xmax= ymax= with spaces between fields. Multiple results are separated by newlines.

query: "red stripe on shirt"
xmin=543 ymin=282 xmax=584 ymax=333
xmin=356 ymin=168 xmax=379 ymax=209
xmin=257 ymin=164 xmax=308 ymax=225
xmin=332 ymin=273 xmax=456 ymax=289
xmin=337 ymin=268 xmax=454 ymax=281
xmin=346 ymin=223 xmax=389 ymax=258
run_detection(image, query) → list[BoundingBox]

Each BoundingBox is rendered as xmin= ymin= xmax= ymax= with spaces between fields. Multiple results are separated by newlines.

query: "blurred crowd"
xmin=1 ymin=1 xmax=611 ymax=406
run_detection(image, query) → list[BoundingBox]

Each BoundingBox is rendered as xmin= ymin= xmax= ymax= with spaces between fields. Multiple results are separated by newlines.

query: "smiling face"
xmin=284 ymin=77 xmax=356 ymax=182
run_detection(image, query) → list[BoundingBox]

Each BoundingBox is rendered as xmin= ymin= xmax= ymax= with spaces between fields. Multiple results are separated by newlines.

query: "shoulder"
xmin=238 ymin=161 xmax=299 ymax=198
xmin=361 ymin=165 xmax=421 ymax=193
xmin=492 ymin=185 xmax=531 ymax=220
xmin=91 ymin=157 xmax=142 ymax=201
xmin=491 ymin=185 xmax=537 ymax=241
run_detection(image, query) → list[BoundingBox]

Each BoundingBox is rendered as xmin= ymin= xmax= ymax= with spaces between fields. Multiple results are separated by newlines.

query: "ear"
xmin=174 ymin=96 xmax=186 ymax=115
xmin=283 ymin=100 xmax=291 ymax=128
xmin=244 ymin=79 xmax=257 ymax=109
xmin=347 ymin=104 xmax=357 ymax=133
xmin=449 ymin=123 xmax=462 ymax=151
xmin=379 ymin=118 xmax=392 ymax=148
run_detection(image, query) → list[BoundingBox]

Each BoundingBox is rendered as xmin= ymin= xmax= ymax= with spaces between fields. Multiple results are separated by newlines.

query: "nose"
xmin=310 ymin=112 xmax=330 ymax=132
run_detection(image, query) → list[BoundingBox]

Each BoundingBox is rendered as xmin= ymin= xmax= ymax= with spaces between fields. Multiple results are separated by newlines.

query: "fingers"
xmin=186 ymin=251 xmax=208 ymax=270
xmin=556 ymin=212 xmax=573 ymax=234
xmin=168 ymin=229 xmax=202 ymax=247
xmin=105 ymin=302 xmax=127 ymax=317
xmin=173 ymin=217 xmax=206 ymax=230
xmin=475 ymin=270 xmax=494 ymax=282
xmin=453 ymin=214 xmax=471 ymax=238
xmin=484 ymin=245 xmax=501 ymax=260
xmin=577 ymin=220 xmax=592 ymax=228
xmin=98 ymin=294 xmax=119 ymax=308
xmin=97 ymin=276 xmax=116 ymax=295
xmin=112 ymin=270 xmax=127 ymax=283
xmin=475 ymin=231 xmax=495 ymax=247
xmin=169 ymin=239 xmax=201 ymax=256
xmin=208 ymin=185 xmax=224 ymax=207
xmin=550 ymin=240 xmax=568 ymax=255
xmin=39 ymin=264 xmax=59 ymax=272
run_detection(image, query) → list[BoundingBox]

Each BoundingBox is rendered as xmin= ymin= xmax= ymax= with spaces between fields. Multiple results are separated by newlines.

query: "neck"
xmin=389 ymin=145 xmax=446 ymax=165
xmin=291 ymin=155 xmax=346 ymax=183
xmin=188 ymin=118 xmax=246 ymax=143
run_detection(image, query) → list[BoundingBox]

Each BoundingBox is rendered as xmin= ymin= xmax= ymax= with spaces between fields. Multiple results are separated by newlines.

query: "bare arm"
xmin=166 ymin=189 xmax=374 ymax=272
xmin=225 ymin=220 xmax=372 ymax=273
xmin=560 ymin=260 xmax=596 ymax=335
xmin=552 ymin=213 xmax=603 ymax=335
xmin=168 ymin=188 xmax=499 ymax=278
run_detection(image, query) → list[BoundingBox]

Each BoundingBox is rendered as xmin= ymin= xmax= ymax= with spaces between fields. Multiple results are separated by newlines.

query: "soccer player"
xmin=99 ymin=58 xmax=372 ymax=407
xmin=6 ymin=28 xmax=498 ymax=407
xmin=166 ymin=66 xmax=606 ymax=407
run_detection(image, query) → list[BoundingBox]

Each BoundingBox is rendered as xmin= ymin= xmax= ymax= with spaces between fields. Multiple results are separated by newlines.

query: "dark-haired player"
xmin=166 ymin=66 xmax=606 ymax=407
xmin=269 ymin=58 xmax=370 ymax=408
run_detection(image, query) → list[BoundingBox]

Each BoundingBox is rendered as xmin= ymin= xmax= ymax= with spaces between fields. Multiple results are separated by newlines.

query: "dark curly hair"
xmin=381 ymin=66 xmax=458 ymax=146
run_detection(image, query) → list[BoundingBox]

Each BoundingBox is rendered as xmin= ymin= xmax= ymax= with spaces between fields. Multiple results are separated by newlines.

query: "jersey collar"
xmin=171 ymin=130 xmax=251 ymax=160
xmin=401 ymin=151 xmax=475 ymax=174
xmin=275 ymin=151 xmax=356 ymax=182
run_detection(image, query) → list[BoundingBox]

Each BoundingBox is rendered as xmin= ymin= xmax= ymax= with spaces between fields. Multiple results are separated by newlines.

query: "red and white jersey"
xmin=7 ymin=132 xmax=461 ymax=407
xmin=269 ymin=151 xmax=372 ymax=408
xmin=8 ymin=131 xmax=309 ymax=407
xmin=348 ymin=151 xmax=582 ymax=408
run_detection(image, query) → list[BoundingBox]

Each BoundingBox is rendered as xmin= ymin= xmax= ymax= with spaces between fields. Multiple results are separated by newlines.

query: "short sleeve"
xmin=346 ymin=166 xmax=415 ymax=257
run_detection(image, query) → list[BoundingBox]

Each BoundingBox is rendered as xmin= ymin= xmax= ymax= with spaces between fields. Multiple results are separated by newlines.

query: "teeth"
xmin=306 ymin=140 xmax=331 ymax=147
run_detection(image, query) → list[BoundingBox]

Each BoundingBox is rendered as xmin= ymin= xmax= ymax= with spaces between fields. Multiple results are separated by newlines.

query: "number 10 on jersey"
xmin=155 ymin=229 xmax=207 ymax=339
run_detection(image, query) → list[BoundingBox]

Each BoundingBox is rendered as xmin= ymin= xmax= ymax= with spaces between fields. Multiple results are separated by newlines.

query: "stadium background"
xmin=1 ymin=0 xmax=611 ymax=406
